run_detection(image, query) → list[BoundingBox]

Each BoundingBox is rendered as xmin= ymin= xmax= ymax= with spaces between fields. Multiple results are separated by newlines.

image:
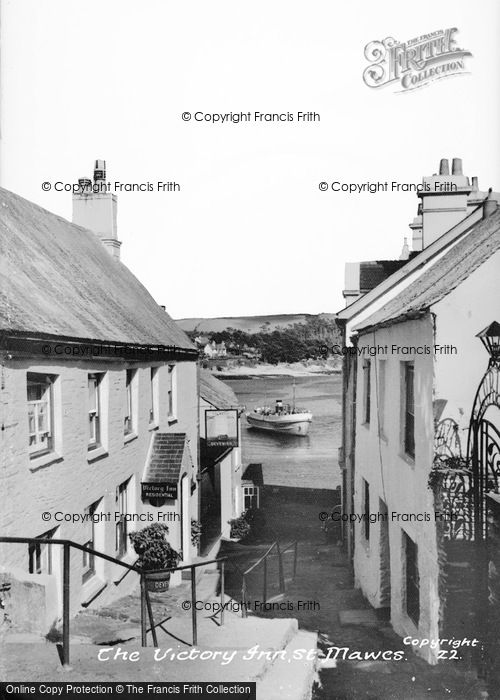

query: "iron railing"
xmin=0 ymin=536 xmax=225 ymax=667
xmin=239 ymin=540 xmax=298 ymax=617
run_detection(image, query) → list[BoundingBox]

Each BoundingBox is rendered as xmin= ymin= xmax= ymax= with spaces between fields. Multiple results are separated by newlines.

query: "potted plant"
xmin=129 ymin=523 xmax=181 ymax=592
xmin=244 ymin=507 xmax=266 ymax=533
xmin=228 ymin=512 xmax=251 ymax=541
xmin=190 ymin=519 xmax=202 ymax=549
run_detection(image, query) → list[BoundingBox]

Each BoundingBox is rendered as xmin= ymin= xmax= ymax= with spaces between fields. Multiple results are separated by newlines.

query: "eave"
xmin=0 ymin=330 xmax=199 ymax=362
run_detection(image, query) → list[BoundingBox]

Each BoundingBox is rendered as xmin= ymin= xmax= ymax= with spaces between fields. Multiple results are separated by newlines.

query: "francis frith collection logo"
xmin=363 ymin=28 xmax=472 ymax=92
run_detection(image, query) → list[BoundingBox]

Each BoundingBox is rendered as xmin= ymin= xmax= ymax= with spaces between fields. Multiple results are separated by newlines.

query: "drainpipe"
xmin=196 ymin=358 xmax=201 ymax=557
xmin=349 ymin=334 xmax=358 ymax=566
xmin=336 ymin=318 xmax=348 ymax=543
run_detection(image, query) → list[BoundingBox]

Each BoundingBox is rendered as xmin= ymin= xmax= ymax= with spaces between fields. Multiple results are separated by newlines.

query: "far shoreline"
xmin=212 ymin=361 xmax=341 ymax=379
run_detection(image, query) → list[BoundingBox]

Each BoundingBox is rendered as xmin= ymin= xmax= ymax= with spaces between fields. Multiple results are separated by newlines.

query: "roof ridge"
xmin=355 ymin=209 xmax=500 ymax=333
xmin=337 ymin=204 xmax=485 ymax=322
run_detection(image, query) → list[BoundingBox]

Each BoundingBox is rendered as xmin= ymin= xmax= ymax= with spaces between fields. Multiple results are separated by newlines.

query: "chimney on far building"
xmin=342 ymin=262 xmax=361 ymax=306
xmin=72 ymin=159 xmax=122 ymax=260
xmin=416 ymin=156 xmax=471 ymax=248
xmin=399 ymin=237 xmax=410 ymax=260
xmin=409 ymin=202 xmax=423 ymax=252
xmin=483 ymin=188 xmax=498 ymax=219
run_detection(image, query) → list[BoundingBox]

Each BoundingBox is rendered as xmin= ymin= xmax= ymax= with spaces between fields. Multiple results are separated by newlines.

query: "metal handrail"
xmin=241 ymin=542 xmax=279 ymax=616
xmin=114 ymin=557 xmax=140 ymax=585
xmin=0 ymin=536 xmax=226 ymax=667
xmin=242 ymin=542 xmax=277 ymax=576
xmin=0 ymin=536 xmax=141 ymax=571
xmin=238 ymin=540 xmax=299 ymax=617
xmin=280 ymin=541 xmax=298 ymax=580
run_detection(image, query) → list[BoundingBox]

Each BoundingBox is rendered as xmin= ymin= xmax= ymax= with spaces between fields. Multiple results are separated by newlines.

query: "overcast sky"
xmin=1 ymin=0 xmax=499 ymax=319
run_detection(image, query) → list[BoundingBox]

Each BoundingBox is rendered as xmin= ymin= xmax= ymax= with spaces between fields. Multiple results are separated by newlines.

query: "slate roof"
xmin=359 ymin=260 xmax=408 ymax=292
xmin=200 ymin=370 xmax=239 ymax=409
xmin=242 ymin=463 xmax=264 ymax=486
xmin=0 ymin=187 xmax=194 ymax=350
xmin=143 ymin=433 xmax=190 ymax=483
xmin=355 ymin=209 xmax=500 ymax=333
xmin=336 ymin=207 xmax=483 ymax=322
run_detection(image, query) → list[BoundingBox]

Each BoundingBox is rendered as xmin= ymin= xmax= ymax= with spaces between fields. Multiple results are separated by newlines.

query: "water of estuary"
xmin=224 ymin=373 xmax=342 ymax=491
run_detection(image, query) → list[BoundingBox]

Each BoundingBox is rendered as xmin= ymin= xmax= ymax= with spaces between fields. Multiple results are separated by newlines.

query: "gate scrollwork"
xmin=430 ymin=418 xmax=473 ymax=541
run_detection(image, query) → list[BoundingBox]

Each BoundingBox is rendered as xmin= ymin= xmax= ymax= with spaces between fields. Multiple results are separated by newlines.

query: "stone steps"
xmin=1 ymin=559 xmax=318 ymax=698
xmin=257 ymin=630 xmax=319 ymax=700
xmin=158 ymin=610 xmax=297 ymax=653
xmin=1 ymin=613 xmax=317 ymax=699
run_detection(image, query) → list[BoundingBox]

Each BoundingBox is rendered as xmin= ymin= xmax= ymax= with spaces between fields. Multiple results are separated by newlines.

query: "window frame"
xmin=124 ymin=369 xmax=137 ymax=436
xmin=27 ymin=373 xmax=55 ymax=458
xmin=28 ymin=527 xmax=56 ymax=575
xmin=167 ymin=364 xmax=177 ymax=421
xmin=362 ymin=360 xmax=371 ymax=425
xmin=149 ymin=367 xmax=159 ymax=425
xmin=243 ymin=485 xmax=260 ymax=510
xmin=82 ymin=501 xmax=99 ymax=582
xmin=402 ymin=362 xmax=415 ymax=459
xmin=362 ymin=478 xmax=370 ymax=541
xmin=378 ymin=359 xmax=387 ymax=440
xmin=88 ymin=373 xmax=103 ymax=450
xmin=404 ymin=531 xmax=420 ymax=625
xmin=115 ymin=480 xmax=130 ymax=558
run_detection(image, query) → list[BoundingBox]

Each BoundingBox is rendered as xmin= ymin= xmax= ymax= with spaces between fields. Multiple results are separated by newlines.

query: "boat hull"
xmin=246 ymin=412 xmax=312 ymax=436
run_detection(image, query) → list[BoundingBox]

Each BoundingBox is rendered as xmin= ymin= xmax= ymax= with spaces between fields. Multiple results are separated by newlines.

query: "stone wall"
xmin=0 ymin=356 xmax=199 ymax=628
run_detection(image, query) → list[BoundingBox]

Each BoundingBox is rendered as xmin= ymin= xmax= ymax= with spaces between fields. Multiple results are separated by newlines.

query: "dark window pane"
xmin=364 ymin=479 xmax=370 ymax=540
xmin=405 ymin=532 xmax=419 ymax=624
xmin=404 ymin=364 xmax=415 ymax=457
xmin=363 ymin=361 xmax=371 ymax=424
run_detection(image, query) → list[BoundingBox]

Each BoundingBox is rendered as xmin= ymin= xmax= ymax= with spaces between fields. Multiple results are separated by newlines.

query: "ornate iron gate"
xmin=432 ymin=360 xmax=500 ymax=679
xmin=467 ymin=361 xmax=500 ymax=539
xmin=466 ymin=362 xmax=500 ymax=682
xmin=433 ymin=418 xmax=473 ymax=542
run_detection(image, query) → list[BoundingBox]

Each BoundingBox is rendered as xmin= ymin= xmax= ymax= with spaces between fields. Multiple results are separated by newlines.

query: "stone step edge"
xmin=155 ymin=614 xmax=298 ymax=655
xmin=4 ymin=606 xmax=294 ymax=652
xmin=257 ymin=629 xmax=319 ymax=700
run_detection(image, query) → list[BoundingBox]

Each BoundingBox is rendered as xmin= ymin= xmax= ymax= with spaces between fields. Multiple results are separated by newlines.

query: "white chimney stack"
xmin=72 ymin=159 xmax=122 ymax=260
xmin=417 ymin=157 xmax=470 ymax=248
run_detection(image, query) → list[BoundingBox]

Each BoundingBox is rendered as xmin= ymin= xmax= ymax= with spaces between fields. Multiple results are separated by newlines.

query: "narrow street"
xmin=236 ymin=490 xmax=489 ymax=700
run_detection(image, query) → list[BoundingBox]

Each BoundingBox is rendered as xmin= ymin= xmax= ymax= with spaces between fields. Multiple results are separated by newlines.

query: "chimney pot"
xmin=78 ymin=177 xmax=92 ymax=192
xmin=452 ymin=158 xmax=463 ymax=176
xmin=94 ymin=159 xmax=106 ymax=182
xmin=472 ymin=176 xmax=479 ymax=191
xmin=399 ymin=237 xmax=410 ymax=261
xmin=439 ymin=159 xmax=449 ymax=175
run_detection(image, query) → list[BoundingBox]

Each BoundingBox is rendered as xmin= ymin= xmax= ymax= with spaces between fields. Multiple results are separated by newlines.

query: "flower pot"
xmin=145 ymin=571 xmax=171 ymax=592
